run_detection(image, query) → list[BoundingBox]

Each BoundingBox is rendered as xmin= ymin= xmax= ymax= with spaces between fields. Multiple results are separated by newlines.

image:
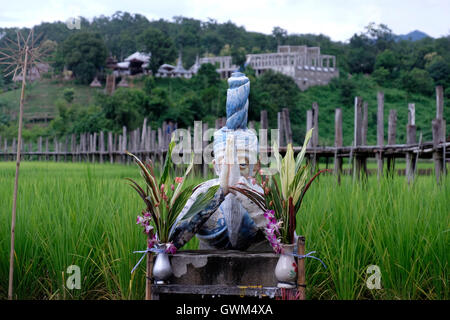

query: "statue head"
xmin=213 ymin=72 xmax=258 ymax=178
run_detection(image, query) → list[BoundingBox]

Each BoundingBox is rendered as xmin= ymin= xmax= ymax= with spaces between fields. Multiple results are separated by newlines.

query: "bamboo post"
xmin=432 ymin=119 xmax=443 ymax=184
xmin=145 ymin=231 xmax=153 ymax=300
xmin=53 ymin=137 xmax=58 ymax=162
xmin=99 ymin=131 xmax=104 ymax=163
xmin=38 ymin=136 xmax=42 ymax=161
xmin=312 ymin=102 xmax=319 ymax=148
xmin=193 ymin=121 xmax=203 ymax=176
xmin=296 ymin=236 xmax=306 ymax=300
xmin=361 ymin=101 xmax=368 ymax=179
xmin=260 ymin=110 xmax=268 ymax=130
xmin=435 ymin=86 xmax=446 ymax=177
xmin=306 ymin=110 xmax=313 ymax=147
xmin=310 ymin=102 xmax=319 ymax=172
xmin=8 ymin=43 xmax=29 ymax=300
xmin=3 ymin=138 xmax=7 ymax=161
xmin=92 ymin=132 xmax=97 ymax=163
xmin=122 ymin=126 xmax=127 ymax=164
xmin=202 ymin=122 xmax=209 ymax=178
xmin=63 ymin=136 xmax=68 ymax=162
xmin=107 ymin=132 xmax=113 ymax=164
xmin=387 ymin=109 xmax=397 ymax=176
xmin=157 ymin=127 xmax=163 ymax=168
xmin=282 ymin=108 xmax=293 ymax=145
xmin=353 ymin=97 xmax=363 ymax=180
xmin=140 ymin=118 xmax=148 ymax=152
xmin=277 ymin=112 xmax=285 ymax=148
xmin=376 ymin=92 xmax=384 ymax=180
xmin=334 ymin=108 xmax=343 ymax=183
xmin=406 ymin=104 xmax=416 ymax=184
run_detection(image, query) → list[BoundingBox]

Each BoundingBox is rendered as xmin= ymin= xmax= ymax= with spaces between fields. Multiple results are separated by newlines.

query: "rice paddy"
xmin=0 ymin=161 xmax=448 ymax=299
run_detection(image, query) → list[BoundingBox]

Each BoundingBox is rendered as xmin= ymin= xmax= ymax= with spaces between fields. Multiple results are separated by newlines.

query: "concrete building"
xmin=246 ymin=45 xmax=338 ymax=90
xmin=193 ymin=45 xmax=338 ymax=90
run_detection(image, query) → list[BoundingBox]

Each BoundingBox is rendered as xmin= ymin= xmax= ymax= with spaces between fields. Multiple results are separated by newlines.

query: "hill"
xmin=395 ymin=30 xmax=431 ymax=42
xmin=0 ymin=74 xmax=446 ymax=147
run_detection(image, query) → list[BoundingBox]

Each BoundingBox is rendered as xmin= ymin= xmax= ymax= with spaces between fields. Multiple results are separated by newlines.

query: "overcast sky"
xmin=1 ymin=0 xmax=449 ymax=42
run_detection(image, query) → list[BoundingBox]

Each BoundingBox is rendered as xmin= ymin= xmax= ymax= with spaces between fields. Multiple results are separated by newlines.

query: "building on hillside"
xmin=185 ymin=45 xmax=338 ymax=90
xmin=246 ymin=45 xmax=338 ymax=90
xmin=89 ymin=77 xmax=102 ymax=87
xmin=13 ymin=63 xmax=50 ymax=82
xmin=113 ymin=52 xmax=151 ymax=77
xmin=155 ymin=53 xmax=193 ymax=78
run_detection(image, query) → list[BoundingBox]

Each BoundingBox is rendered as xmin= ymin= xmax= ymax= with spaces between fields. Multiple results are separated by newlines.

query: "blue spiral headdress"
xmin=213 ymin=72 xmax=257 ymax=176
xmin=225 ymin=72 xmax=249 ymax=130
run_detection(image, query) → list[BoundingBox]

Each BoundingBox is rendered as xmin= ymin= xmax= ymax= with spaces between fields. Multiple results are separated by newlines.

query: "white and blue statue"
xmin=169 ymin=71 xmax=268 ymax=250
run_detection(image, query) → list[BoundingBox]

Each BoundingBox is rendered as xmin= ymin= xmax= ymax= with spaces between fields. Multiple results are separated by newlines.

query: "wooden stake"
xmin=353 ymin=97 xmax=363 ymax=180
xmin=8 ymin=45 xmax=28 ymax=300
xmin=376 ymin=92 xmax=384 ymax=180
xmin=334 ymin=108 xmax=343 ymax=183
xmin=296 ymin=236 xmax=306 ymax=300
xmin=387 ymin=109 xmax=397 ymax=176
xmin=145 ymin=233 xmax=153 ymax=300
xmin=406 ymin=104 xmax=416 ymax=184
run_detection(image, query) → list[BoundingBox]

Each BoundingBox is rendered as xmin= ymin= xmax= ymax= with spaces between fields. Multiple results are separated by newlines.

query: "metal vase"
xmin=274 ymin=243 xmax=297 ymax=288
xmin=152 ymin=244 xmax=173 ymax=284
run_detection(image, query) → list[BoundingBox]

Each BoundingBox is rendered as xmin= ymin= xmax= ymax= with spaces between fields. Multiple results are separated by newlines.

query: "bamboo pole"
xmin=376 ymin=92 xmax=384 ymax=180
xmin=296 ymin=236 xmax=306 ymax=300
xmin=8 ymin=45 xmax=28 ymax=300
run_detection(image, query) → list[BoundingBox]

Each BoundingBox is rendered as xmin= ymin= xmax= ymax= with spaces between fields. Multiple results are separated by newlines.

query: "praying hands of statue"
xmin=216 ymin=134 xmax=248 ymax=195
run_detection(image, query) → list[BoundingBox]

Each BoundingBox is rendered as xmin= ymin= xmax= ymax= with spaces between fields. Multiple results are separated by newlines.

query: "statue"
xmin=170 ymin=71 xmax=268 ymax=250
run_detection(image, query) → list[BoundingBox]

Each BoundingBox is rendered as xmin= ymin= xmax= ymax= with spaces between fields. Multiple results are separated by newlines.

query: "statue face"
xmin=213 ymin=154 xmax=251 ymax=177
xmin=213 ymin=129 xmax=258 ymax=179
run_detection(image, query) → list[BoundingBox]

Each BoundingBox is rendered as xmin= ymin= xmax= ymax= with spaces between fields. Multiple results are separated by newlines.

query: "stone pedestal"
xmin=151 ymin=250 xmax=282 ymax=300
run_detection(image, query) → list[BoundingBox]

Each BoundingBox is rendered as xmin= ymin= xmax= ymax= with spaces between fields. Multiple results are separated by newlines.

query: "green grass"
xmin=0 ymin=79 xmax=102 ymax=116
xmin=0 ymin=162 xmax=448 ymax=299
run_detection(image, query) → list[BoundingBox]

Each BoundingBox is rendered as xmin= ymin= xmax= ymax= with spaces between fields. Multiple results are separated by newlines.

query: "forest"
xmin=0 ymin=12 xmax=449 ymax=145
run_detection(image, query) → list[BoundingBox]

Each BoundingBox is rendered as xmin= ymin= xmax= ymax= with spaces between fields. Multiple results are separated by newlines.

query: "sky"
xmin=0 ymin=0 xmax=449 ymax=42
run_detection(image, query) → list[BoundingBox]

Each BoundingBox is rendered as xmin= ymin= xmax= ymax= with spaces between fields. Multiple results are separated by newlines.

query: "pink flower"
xmin=160 ymin=184 xmax=165 ymax=192
xmin=175 ymin=177 xmax=183 ymax=184
xmin=147 ymin=234 xmax=157 ymax=249
xmin=171 ymin=184 xmax=175 ymax=191
xmin=263 ymin=210 xmax=284 ymax=253
xmin=165 ymin=243 xmax=177 ymax=254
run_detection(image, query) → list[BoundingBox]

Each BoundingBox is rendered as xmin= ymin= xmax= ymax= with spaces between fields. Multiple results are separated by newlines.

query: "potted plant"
xmin=231 ymin=129 xmax=329 ymax=288
xmin=127 ymin=137 xmax=218 ymax=282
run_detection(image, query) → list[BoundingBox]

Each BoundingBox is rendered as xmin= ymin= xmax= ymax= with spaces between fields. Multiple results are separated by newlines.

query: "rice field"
xmin=0 ymin=161 xmax=448 ymax=300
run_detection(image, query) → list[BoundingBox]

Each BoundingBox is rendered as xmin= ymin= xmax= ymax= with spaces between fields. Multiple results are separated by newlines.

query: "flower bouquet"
xmin=127 ymin=137 xmax=218 ymax=281
xmin=231 ymin=128 xmax=329 ymax=287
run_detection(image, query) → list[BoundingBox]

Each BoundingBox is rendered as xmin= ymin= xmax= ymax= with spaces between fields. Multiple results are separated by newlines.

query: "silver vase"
xmin=152 ymin=244 xmax=173 ymax=284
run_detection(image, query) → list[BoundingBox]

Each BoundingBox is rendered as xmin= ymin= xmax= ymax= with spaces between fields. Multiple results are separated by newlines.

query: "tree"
xmin=138 ymin=27 xmax=176 ymax=74
xmin=272 ymin=26 xmax=287 ymax=46
xmin=426 ymin=55 xmax=450 ymax=86
xmin=401 ymin=68 xmax=433 ymax=95
xmin=231 ymin=46 xmax=247 ymax=69
xmin=62 ymin=88 xmax=75 ymax=103
xmin=192 ymin=63 xmax=220 ymax=88
xmin=99 ymin=88 xmax=149 ymax=130
xmin=348 ymin=33 xmax=376 ymax=74
xmin=375 ymin=50 xmax=397 ymax=72
xmin=61 ymin=32 xmax=107 ymax=84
